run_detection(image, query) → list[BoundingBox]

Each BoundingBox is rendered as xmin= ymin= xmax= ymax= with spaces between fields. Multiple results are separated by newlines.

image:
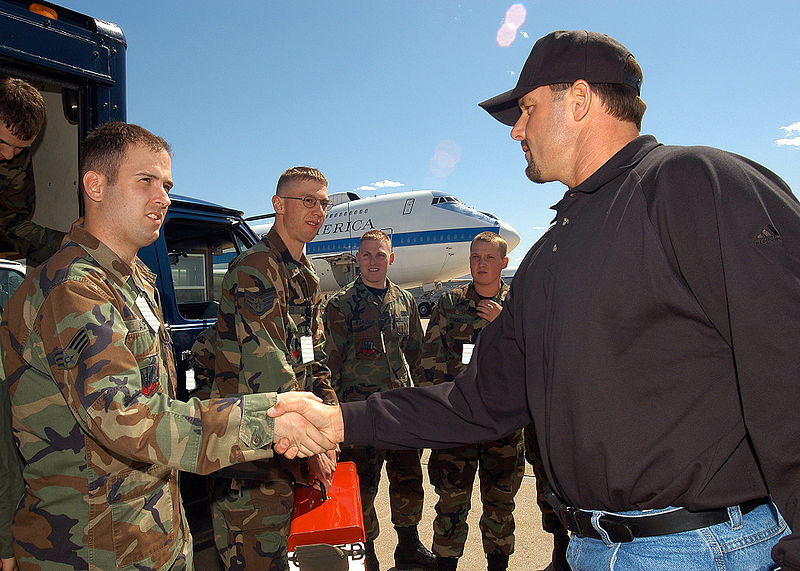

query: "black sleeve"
xmin=642 ymin=147 xmax=800 ymax=570
xmin=342 ymin=284 xmax=532 ymax=449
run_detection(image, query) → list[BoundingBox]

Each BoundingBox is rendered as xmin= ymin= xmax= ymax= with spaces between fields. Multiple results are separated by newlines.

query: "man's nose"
xmin=155 ymin=186 xmax=171 ymax=207
xmin=511 ymin=114 xmax=526 ymax=141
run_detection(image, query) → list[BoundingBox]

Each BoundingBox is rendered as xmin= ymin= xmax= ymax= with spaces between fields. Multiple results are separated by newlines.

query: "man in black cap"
xmin=270 ymin=30 xmax=800 ymax=570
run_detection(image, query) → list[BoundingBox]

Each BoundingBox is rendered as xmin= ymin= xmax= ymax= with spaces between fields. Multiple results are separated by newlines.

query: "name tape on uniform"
xmin=462 ymin=343 xmax=475 ymax=365
xmin=300 ymin=335 xmax=314 ymax=364
xmin=135 ymin=295 xmax=161 ymax=333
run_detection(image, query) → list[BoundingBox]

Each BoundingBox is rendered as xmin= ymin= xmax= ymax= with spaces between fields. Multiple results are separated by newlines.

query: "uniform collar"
xmin=68 ymin=226 xmax=156 ymax=288
xmin=467 ymin=280 xmax=508 ymax=305
xmin=265 ymin=226 xmax=311 ymax=268
xmin=356 ymin=276 xmax=400 ymax=304
xmin=2 ymin=147 xmax=31 ymax=170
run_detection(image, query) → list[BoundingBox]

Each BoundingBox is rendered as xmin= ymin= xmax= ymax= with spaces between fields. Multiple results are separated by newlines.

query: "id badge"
xmin=461 ymin=343 xmax=475 ymax=365
xmin=135 ymin=295 xmax=161 ymax=333
xmin=300 ymin=335 xmax=314 ymax=364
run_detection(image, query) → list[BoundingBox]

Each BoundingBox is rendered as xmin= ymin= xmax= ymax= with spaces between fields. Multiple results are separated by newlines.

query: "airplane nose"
xmin=498 ymin=221 xmax=521 ymax=252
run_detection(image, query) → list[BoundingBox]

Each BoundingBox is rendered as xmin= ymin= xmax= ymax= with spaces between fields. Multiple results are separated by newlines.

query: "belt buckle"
xmin=563 ymin=506 xmax=585 ymax=536
xmin=598 ymin=516 xmax=635 ymax=543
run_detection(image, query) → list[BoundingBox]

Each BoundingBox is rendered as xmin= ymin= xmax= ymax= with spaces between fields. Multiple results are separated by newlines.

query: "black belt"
xmin=545 ymin=488 xmax=768 ymax=544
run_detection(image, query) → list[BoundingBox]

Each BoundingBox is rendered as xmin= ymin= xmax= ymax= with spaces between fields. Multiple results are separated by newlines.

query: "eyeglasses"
xmin=279 ymin=195 xmax=332 ymax=211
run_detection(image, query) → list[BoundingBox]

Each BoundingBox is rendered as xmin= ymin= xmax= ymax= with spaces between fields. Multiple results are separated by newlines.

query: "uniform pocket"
xmin=108 ymin=465 xmax=179 ymax=568
xmin=124 ymin=318 xmax=157 ymax=360
xmin=354 ymin=332 xmax=382 ymax=360
xmin=124 ymin=319 xmax=162 ymax=396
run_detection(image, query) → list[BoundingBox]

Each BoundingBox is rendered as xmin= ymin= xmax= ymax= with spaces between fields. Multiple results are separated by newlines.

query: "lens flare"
xmin=496 ymin=22 xmax=517 ymax=48
xmin=496 ymin=3 xmax=526 ymax=47
xmin=429 ymin=140 xmax=462 ymax=178
xmin=505 ymin=3 xmax=526 ymax=29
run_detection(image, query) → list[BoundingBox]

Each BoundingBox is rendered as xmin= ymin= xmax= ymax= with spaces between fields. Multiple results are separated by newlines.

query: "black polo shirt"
xmin=342 ymin=135 xmax=800 ymax=569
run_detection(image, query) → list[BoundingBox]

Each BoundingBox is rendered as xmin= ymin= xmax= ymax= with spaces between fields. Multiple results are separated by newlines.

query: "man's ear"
xmin=569 ymin=80 xmax=592 ymax=122
xmin=272 ymin=194 xmax=284 ymax=214
xmin=82 ymin=170 xmax=104 ymax=203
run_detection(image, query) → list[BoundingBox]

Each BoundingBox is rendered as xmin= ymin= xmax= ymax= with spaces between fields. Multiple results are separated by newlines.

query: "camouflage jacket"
xmin=188 ymin=322 xmax=217 ymax=400
xmin=324 ymin=277 xmax=424 ymax=402
xmin=0 ymin=149 xmax=65 ymax=265
xmin=0 ymin=227 xmax=279 ymax=571
xmin=420 ymin=281 xmax=509 ymax=385
xmin=213 ymin=227 xmax=334 ymax=402
xmin=0 ymin=309 xmax=23 ymax=559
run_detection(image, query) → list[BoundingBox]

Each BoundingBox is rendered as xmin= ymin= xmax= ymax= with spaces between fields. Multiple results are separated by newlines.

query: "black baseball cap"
xmin=479 ymin=30 xmax=640 ymax=126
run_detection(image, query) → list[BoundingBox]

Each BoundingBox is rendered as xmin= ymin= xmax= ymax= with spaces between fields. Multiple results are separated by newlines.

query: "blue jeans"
xmin=566 ymin=501 xmax=790 ymax=570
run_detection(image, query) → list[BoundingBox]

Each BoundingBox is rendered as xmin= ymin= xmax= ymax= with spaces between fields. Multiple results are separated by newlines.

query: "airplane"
xmin=248 ymin=189 xmax=520 ymax=314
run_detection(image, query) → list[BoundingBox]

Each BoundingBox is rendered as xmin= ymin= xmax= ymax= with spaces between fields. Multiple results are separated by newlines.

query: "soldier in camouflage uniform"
xmin=209 ymin=166 xmax=339 ymax=570
xmin=324 ymin=230 xmax=436 ymax=571
xmin=0 ymin=77 xmax=67 ymax=266
xmin=189 ymin=322 xmax=217 ymax=400
xmin=420 ymin=232 xmax=525 ymax=571
xmin=0 ymin=123 xmax=331 ymax=571
xmin=0 ymin=308 xmax=23 ymax=571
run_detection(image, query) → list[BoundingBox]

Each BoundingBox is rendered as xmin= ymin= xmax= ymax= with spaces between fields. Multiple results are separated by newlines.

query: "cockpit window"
xmin=431 ymin=196 xmax=461 ymax=205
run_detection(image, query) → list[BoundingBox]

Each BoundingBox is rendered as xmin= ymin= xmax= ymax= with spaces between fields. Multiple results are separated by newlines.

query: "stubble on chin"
xmin=525 ymin=162 xmax=544 ymax=183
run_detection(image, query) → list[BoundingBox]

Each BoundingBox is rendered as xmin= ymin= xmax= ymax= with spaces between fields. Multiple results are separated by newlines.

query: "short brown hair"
xmin=81 ymin=122 xmax=171 ymax=186
xmin=471 ymin=231 xmax=508 ymax=258
xmin=550 ymin=56 xmax=646 ymax=130
xmin=276 ymin=166 xmax=327 ymax=195
xmin=359 ymin=230 xmax=392 ymax=249
xmin=0 ymin=77 xmax=46 ymax=140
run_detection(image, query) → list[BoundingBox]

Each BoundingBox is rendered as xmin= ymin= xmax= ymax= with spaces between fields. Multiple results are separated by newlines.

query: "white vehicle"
xmin=250 ymin=190 xmax=520 ymax=299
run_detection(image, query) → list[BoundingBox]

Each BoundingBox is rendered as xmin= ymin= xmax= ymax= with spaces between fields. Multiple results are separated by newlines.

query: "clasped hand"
xmin=268 ymin=392 xmax=344 ymax=459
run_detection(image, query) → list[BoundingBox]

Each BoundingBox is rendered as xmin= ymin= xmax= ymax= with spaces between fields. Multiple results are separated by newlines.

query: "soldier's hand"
xmin=268 ymin=394 xmax=345 ymax=454
xmin=476 ymin=299 xmax=502 ymax=322
xmin=308 ymin=449 xmax=337 ymax=489
xmin=1 ymin=557 xmax=18 ymax=571
xmin=271 ymin=392 xmax=338 ymax=458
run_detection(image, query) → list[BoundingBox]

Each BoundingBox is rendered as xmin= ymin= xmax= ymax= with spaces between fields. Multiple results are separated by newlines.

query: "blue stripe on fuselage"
xmin=307 ymin=226 xmax=499 ymax=255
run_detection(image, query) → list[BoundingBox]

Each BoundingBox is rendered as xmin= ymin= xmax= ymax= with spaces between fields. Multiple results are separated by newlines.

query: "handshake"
xmin=266 ymin=392 xmax=346 ymax=459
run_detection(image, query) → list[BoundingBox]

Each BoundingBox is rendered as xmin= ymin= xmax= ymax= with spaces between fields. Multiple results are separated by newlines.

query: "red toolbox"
xmin=288 ymin=461 xmax=366 ymax=570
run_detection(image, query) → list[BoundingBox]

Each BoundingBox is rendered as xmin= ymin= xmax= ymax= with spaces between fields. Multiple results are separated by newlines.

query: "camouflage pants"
xmin=339 ymin=445 xmax=425 ymax=541
xmin=427 ymin=430 xmax=525 ymax=558
xmin=523 ymin=424 xmax=568 ymax=535
xmin=208 ymin=464 xmax=295 ymax=570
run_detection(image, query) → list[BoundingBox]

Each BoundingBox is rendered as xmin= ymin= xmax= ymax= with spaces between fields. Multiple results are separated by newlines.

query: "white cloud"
xmin=781 ymin=122 xmax=800 ymax=134
xmin=374 ymin=180 xmax=405 ymax=188
xmin=776 ymin=121 xmax=800 ymax=147
xmin=354 ymin=180 xmax=404 ymax=192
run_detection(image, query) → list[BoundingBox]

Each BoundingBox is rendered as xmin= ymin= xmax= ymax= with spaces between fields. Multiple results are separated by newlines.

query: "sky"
xmin=61 ymin=0 xmax=800 ymax=267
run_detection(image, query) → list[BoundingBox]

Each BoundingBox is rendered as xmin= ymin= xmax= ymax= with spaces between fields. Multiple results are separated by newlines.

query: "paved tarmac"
xmin=195 ymin=316 xmax=555 ymax=570
xmin=194 ymin=451 xmax=554 ymax=570
xmin=373 ymin=450 xmax=553 ymax=571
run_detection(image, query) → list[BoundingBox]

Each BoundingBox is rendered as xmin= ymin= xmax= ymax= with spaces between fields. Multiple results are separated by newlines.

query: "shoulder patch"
xmin=244 ymin=288 xmax=275 ymax=315
xmin=140 ymin=355 xmax=161 ymax=396
xmin=54 ymin=327 xmax=90 ymax=369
